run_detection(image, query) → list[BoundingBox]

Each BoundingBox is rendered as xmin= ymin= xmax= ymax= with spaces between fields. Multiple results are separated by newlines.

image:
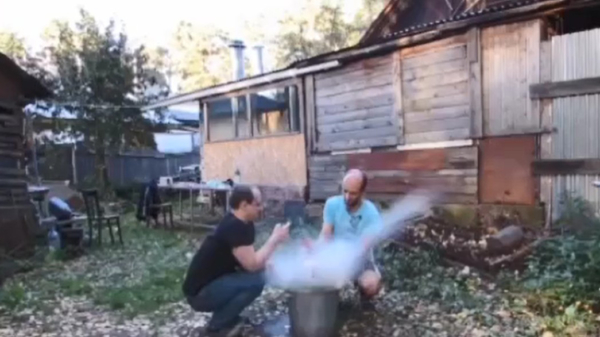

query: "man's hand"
xmin=270 ymin=221 xmax=291 ymax=244
xmin=302 ymin=238 xmax=314 ymax=251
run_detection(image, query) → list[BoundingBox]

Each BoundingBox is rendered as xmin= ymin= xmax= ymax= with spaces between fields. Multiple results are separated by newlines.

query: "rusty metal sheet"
xmin=480 ymin=136 xmax=537 ymax=205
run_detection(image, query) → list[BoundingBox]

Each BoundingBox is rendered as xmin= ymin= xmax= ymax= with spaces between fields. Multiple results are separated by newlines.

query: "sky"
xmin=0 ymin=0 xmax=363 ymax=48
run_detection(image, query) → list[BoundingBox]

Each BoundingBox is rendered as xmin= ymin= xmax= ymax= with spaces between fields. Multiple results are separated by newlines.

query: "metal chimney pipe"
xmin=253 ymin=45 xmax=265 ymax=75
xmin=229 ymin=39 xmax=246 ymax=81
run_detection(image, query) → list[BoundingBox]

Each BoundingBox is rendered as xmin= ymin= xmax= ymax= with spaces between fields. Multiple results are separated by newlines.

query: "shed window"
xmin=204 ymin=83 xmax=300 ymax=142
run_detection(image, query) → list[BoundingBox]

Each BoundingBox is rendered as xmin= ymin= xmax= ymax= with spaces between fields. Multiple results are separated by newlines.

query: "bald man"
xmin=318 ymin=169 xmax=384 ymax=301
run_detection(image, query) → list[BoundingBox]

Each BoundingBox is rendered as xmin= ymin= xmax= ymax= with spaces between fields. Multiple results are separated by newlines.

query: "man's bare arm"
xmin=319 ymin=223 xmax=334 ymax=241
xmin=232 ymin=236 xmax=280 ymax=272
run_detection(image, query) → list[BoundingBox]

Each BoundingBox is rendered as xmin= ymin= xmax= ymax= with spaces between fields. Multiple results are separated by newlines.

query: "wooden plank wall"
xmin=309 ymin=154 xmax=347 ymax=201
xmin=481 ymin=20 xmax=542 ymax=136
xmin=349 ymin=147 xmax=478 ymax=204
xmin=314 ymin=56 xmax=398 ymax=151
xmin=309 ymin=147 xmax=478 ymax=203
xmin=400 ymin=35 xmax=472 ymax=144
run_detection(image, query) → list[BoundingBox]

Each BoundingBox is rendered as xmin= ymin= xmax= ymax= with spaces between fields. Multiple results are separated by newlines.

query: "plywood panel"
xmin=314 ymin=54 xmax=399 ymax=151
xmin=482 ymin=20 xmax=542 ymax=136
xmin=204 ymin=134 xmax=307 ymax=187
xmin=480 ymin=136 xmax=537 ymax=205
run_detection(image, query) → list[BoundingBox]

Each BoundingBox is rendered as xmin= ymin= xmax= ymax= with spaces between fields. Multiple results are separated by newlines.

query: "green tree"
xmin=353 ymin=0 xmax=391 ymax=32
xmin=171 ymin=22 xmax=232 ymax=91
xmin=42 ymin=9 xmax=167 ymax=189
xmin=273 ymin=0 xmax=355 ymax=67
xmin=0 ymin=31 xmax=27 ymax=60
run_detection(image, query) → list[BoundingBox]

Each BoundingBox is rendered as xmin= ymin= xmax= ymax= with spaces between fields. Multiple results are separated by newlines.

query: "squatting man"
xmin=182 ymin=170 xmax=384 ymax=336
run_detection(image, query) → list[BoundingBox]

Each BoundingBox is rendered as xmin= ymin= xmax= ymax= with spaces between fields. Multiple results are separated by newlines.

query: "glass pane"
xmin=236 ymin=96 xmax=251 ymax=138
xmin=207 ymin=99 xmax=234 ymax=142
xmin=251 ymin=85 xmax=299 ymax=136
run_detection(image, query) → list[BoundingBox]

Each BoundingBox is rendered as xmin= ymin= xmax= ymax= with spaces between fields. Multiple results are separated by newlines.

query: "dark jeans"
xmin=186 ymin=272 xmax=265 ymax=331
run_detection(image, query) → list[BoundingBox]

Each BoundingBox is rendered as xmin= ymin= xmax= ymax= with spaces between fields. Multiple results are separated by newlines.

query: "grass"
xmin=0 ymin=214 xmax=202 ymax=318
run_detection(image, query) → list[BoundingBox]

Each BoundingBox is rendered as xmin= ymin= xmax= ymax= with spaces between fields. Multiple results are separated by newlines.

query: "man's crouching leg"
xmin=357 ymin=269 xmax=382 ymax=300
xmin=188 ymin=272 xmax=265 ymax=335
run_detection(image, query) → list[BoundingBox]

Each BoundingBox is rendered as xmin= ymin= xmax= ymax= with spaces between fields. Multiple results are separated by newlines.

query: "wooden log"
xmin=486 ymin=225 xmax=525 ymax=254
xmin=489 ymin=238 xmax=544 ymax=268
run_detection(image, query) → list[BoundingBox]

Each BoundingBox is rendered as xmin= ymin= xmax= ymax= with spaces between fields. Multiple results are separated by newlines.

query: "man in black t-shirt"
xmin=182 ymin=185 xmax=290 ymax=336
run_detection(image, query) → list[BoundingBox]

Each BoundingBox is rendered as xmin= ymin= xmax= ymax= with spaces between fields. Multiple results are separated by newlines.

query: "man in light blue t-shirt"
xmin=318 ymin=169 xmax=384 ymax=300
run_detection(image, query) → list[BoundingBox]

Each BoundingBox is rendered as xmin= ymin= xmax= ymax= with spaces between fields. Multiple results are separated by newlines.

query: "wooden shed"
xmin=144 ymin=0 xmax=600 ymax=217
xmin=0 ymin=52 xmax=52 ymax=259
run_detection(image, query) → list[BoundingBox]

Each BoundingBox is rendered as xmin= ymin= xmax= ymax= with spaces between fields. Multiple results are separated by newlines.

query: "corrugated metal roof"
xmin=376 ymin=0 xmax=549 ymax=41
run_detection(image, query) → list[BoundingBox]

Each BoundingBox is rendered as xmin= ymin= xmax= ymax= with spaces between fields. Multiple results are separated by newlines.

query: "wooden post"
xmin=245 ymin=93 xmax=253 ymax=137
xmin=201 ymin=101 xmax=209 ymax=143
xmin=305 ymin=75 xmax=317 ymax=152
xmin=231 ymin=97 xmax=238 ymax=138
xmin=392 ymin=51 xmax=404 ymax=144
xmin=539 ymin=39 xmax=553 ymax=216
xmin=289 ymin=86 xmax=298 ymax=132
xmin=468 ymin=28 xmax=483 ymax=138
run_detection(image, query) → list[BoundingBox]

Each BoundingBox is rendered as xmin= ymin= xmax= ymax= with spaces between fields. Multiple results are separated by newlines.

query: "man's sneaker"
xmin=204 ymin=317 xmax=246 ymax=337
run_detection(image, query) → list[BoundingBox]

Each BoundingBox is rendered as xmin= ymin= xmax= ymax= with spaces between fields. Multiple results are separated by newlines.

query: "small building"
xmin=145 ymin=0 xmax=600 ymax=219
xmin=0 ymin=52 xmax=52 ymax=260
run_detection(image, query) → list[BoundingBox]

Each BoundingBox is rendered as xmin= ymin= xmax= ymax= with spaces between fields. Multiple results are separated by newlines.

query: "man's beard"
xmin=345 ymin=198 xmax=360 ymax=210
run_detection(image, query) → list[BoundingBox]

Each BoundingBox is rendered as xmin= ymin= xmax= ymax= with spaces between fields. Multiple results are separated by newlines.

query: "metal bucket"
xmin=288 ymin=287 xmax=340 ymax=337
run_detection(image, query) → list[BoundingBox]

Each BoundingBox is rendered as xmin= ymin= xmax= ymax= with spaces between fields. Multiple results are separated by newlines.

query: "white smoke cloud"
xmin=265 ymin=190 xmax=435 ymax=290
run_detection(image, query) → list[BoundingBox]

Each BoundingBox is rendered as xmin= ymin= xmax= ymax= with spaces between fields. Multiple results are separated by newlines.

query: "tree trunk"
xmin=95 ymin=148 xmax=110 ymax=191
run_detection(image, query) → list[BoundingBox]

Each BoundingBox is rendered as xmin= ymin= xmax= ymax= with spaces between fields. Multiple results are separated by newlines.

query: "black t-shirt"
xmin=182 ymin=213 xmax=255 ymax=297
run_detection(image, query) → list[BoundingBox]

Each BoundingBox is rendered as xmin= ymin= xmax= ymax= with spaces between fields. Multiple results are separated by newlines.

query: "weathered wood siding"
xmin=482 ymin=20 xmax=542 ymax=136
xmin=309 ymin=154 xmax=347 ymax=201
xmin=0 ymin=70 xmax=37 ymax=259
xmin=400 ymin=36 xmax=472 ymax=144
xmin=309 ymin=147 xmax=478 ymax=203
xmin=314 ymin=56 xmax=399 ymax=151
xmin=350 ymin=147 xmax=478 ymax=204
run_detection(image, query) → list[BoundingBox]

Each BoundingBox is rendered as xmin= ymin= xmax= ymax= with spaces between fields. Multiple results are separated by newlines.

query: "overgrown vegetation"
xmin=499 ymin=195 xmax=600 ymax=335
xmin=0 ymin=216 xmax=198 ymax=319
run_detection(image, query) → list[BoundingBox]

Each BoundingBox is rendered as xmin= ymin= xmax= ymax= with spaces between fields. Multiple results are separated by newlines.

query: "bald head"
xmin=342 ymin=169 xmax=368 ymax=210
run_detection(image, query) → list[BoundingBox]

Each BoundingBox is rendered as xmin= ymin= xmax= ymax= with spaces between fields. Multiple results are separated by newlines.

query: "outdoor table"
xmin=157 ymin=181 xmax=232 ymax=228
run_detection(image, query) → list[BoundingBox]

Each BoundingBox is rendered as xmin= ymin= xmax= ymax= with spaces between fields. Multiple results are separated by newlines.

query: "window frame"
xmin=201 ymin=78 xmax=304 ymax=144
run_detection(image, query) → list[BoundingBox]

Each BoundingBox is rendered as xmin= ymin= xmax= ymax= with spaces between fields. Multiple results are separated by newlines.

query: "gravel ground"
xmin=0 ymin=282 xmax=542 ymax=337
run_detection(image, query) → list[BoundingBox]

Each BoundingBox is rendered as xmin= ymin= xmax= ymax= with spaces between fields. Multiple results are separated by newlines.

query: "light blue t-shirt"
xmin=323 ymin=196 xmax=383 ymax=241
